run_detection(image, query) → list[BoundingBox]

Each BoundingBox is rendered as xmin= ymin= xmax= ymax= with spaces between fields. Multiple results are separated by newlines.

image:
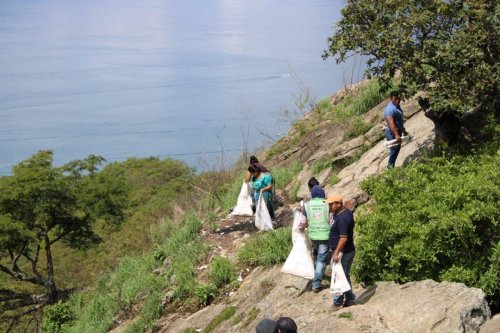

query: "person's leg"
xmin=251 ymin=192 xmax=258 ymax=214
xmin=312 ymin=242 xmax=329 ymax=290
xmin=387 ymin=144 xmax=401 ymax=168
xmin=265 ymin=196 xmax=275 ymax=220
xmin=341 ymin=251 xmax=356 ymax=302
xmin=332 ymin=251 xmax=356 ymax=305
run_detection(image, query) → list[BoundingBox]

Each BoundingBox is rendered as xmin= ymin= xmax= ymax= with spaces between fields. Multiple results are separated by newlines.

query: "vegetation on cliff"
xmin=356 ymin=147 xmax=499 ymax=309
xmin=323 ymin=0 xmax=499 ymax=143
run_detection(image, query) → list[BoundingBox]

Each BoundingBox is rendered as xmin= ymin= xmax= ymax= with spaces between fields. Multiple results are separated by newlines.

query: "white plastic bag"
xmin=230 ymin=182 xmax=254 ymax=216
xmin=281 ymin=233 xmax=314 ymax=279
xmin=255 ymin=195 xmax=273 ymax=231
xmin=330 ymin=254 xmax=351 ymax=295
xmin=282 ymin=210 xmax=314 ymax=279
xmin=385 ymin=135 xmax=411 ymax=148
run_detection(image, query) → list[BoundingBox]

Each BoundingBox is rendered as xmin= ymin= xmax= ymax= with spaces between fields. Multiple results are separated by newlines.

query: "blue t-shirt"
xmin=329 ymin=208 xmax=355 ymax=253
xmin=384 ymin=101 xmax=405 ymax=135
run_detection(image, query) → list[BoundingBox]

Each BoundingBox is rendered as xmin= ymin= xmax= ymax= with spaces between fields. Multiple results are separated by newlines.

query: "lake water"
xmin=0 ymin=0 xmax=362 ymax=174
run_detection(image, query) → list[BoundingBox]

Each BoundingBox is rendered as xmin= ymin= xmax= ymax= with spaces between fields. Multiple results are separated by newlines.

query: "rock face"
xmin=287 ymin=96 xmax=435 ymax=207
xmin=158 ymin=266 xmax=491 ymax=333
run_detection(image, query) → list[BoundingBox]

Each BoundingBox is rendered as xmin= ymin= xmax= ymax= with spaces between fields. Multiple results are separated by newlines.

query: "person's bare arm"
xmin=260 ymin=184 xmax=272 ymax=192
xmin=332 ymin=236 xmax=347 ymax=263
xmin=244 ymin=171 xmax=251 ymax=183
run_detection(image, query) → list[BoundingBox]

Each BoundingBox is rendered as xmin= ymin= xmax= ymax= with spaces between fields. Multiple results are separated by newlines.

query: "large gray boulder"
xmin=159 ymin=266 xmax=491 ymax=333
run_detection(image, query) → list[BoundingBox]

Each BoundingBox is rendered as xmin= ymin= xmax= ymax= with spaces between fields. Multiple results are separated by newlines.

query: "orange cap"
xmin=326 ymin=193 xmax=343 ymax=204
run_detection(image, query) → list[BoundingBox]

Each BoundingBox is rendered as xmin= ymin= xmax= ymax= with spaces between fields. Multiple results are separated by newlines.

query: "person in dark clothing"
xmin=277 ymin=317 xmax=298 ymax=333
xmin=256 ymin=319 xmax=277 ymax=333
xmin=327 ymin=193 xmax=356 ymax=308
xmin=255 ymin=317 xmax=298 ymax=333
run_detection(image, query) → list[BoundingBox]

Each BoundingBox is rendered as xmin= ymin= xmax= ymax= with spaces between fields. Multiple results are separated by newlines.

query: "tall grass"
xmin=210 ymin=257 xmax=236 ymax=288
xmin=64 ymin=293 xmax=118 ymax=333
xmin=124 ymin=291 xmax=162 ymax=333
xmin=238 ymin=228 xmax=292 ymax=266
xmin=64 ymin=213 xmax=205 ymax=333
xmin=273 ymin=162 xmax=303 ymax=189
xmin=266 ymin=79 xmax=390 ymax=160
xmin=328 ymin=79 xmax=390 ymax=123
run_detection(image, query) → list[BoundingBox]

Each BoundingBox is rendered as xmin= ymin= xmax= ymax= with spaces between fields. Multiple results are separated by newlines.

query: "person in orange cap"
xmin=326 ymin=193 xmax=356 ymax=308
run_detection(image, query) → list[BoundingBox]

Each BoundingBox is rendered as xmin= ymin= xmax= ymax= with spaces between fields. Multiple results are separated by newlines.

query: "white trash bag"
xmin=281 ymin=213 xmax=314 ymax=279
xmin=255 ymin=195 xmax=273 ymax=231
xmin=230 ymin=182 xmax=254 ymax=216
xmin=330 ymin=254 xmax=351 ymax=295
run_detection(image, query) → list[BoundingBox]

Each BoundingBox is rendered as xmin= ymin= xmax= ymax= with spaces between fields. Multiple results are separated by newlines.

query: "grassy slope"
xmin=42 ymin=79 xmax=498 ymax=332
xmin=45 ymin=79 xmax=391 ymax=333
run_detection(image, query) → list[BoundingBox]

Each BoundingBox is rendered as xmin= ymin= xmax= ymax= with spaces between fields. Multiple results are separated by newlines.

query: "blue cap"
xmin=310 ymin=185 xmax=325 ymax=199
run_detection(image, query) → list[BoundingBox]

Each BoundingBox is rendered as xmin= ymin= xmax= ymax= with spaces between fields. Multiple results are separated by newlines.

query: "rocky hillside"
xmin=159 ymin=267 xmax=491 ymax=333
xmin=147 ymin=85 xmax=495 ymax=333
xmin=104 ymin=83 xmax=496 ymax=333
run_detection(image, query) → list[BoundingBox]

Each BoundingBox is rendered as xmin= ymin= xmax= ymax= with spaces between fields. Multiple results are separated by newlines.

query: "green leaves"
xmin=324 ymin=0 xmax=500 ymax=120
xmin=0 ymin=150 xmax=128 ymax=313
xmin=355 ymin=152 xmax=499 ymax=306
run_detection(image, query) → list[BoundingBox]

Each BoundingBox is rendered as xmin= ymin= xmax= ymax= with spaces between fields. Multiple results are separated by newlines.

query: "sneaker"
xmin=332 ymin=303 xmax=343 ymax=311
xmin=312 ymin=287 xmax=322 ymax=293
xmin=344 ymin=299 xmax=356 ymax=307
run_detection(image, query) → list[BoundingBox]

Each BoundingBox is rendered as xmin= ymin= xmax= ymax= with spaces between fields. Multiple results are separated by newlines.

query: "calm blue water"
xmin=0 ymin=0 xmax=362 ymax=174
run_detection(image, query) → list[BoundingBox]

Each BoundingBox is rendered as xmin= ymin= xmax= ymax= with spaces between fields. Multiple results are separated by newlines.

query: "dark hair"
xmin=307 ymin=177 xmax=320 ymax=190
xmin=390 ymin=91 xmax=400 ymax=98
xmin=277 ymin=317 xmax=297 ymax=333
xmin=248 ymin=164 xmax=260 ymax=173
xmin=249 ymin=155 xmax=259 ymax=164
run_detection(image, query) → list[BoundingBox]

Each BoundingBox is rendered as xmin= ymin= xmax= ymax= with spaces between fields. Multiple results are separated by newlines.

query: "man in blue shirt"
xmin=384 ymin=91 xmax=407 ymax=168
xmin=327 ymin=193 xmax=356 ymax=308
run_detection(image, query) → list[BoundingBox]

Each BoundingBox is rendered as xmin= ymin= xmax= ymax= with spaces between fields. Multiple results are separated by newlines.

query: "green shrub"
xmin=194 ymin=283 xmax=217 ymax=306
xmin=42 ymin=302 xmax=74 ymax=333
xmin=210 ymin=256 xmax=236 ymax=288
xmin=356 ymin=153 xmax=499 ymax=307
xmin=238 ymin=228 xmax=292 ymax=266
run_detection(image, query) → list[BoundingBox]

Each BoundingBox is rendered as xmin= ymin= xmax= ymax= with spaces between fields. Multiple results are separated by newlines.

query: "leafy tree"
xmin=0 ymin=151 xmax=127 ymax=330
xmin=323 ymin=0 xmax=499 ymax=142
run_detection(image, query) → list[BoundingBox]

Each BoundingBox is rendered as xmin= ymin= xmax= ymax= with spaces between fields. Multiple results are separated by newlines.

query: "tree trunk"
xmin=43 ymin=236 xmax=58 ymax=304
xmin=422 ymin=97 xmax=498 ymax=145
xmin=424 ymin=109 xmax=463 ymax=145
